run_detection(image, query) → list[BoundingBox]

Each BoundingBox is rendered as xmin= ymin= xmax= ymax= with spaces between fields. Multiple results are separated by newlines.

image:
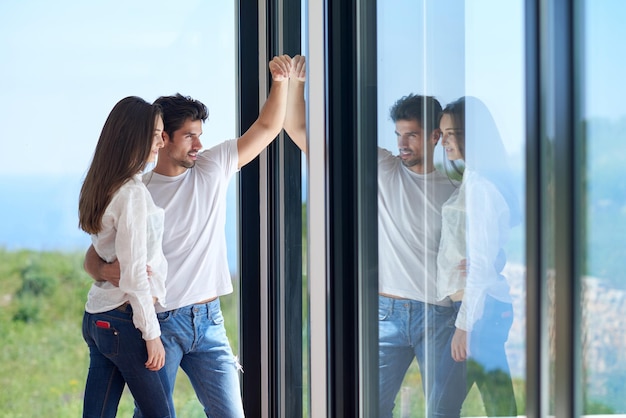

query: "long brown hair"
xmin=79 ymin=96 xmax=162 ymax=234
xmin=440 ymin=96 xmax=521 ymax=227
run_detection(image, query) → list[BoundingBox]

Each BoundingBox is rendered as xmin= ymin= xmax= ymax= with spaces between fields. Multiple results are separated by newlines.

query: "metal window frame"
xmin=528 ymin=0 xmax=583 ymax=416
xmin=237 ymin=1 xmax=264 ymax=415
xmin=307 ymin=0 xmax=378 ymax=417
xmin=238 ymin=0 xmax=585 ymax=416
xmin=238 ymin=1 xmax=304 ymax=417
xmin=266 ymin=0 xmax=305 ymax=417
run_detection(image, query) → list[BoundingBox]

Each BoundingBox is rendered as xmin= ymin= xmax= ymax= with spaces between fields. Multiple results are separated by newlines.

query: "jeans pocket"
xmin=378 ymin=304 xmax=392 ymax=321
xmin=157 ymin=310 xmax=172 ymax=322
xmin=211 ymin=308 xmax=225 ymax=325
xmin=93 ymin=323 xmax=120 ymax=356
xmin=433 ymin=304 xmax=457 ymax=328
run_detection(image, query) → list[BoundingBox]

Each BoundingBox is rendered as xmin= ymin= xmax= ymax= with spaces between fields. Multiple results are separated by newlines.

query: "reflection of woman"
xmin=78 ymin=97 xmax=174 ymax=417
xmin=431 ymin=96 xmax=519 ymax=417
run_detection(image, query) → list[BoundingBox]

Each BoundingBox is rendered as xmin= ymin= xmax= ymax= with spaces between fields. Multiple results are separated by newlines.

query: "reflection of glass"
xmin=580 ymin=1 xmax=626 ymax=414
xmin=434 ymin=96 xmax=520 ymax=416
xmin=376 ymin=1 xmax=526 ymax=415
xmin=377 ymin=94 xmax=458 ymax=417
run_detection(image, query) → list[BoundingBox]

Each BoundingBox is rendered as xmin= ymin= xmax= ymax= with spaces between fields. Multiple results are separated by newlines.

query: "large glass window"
xmin=579 ymin=0 xmax=626 ymax=414
xmin=0 ymin=2 xmax=237 ymax=415
xmin=376 ymin=1 xmax=526 ymax=416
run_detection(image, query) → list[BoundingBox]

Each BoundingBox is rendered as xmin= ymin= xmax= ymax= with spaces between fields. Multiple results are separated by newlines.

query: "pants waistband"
xmin=115 ymin=302 xmax=131 ymax=312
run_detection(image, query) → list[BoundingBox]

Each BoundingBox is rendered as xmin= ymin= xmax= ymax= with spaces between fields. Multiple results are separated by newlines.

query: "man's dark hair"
xmin=389 ymin=94 xmax=442 ymax=134
xmin=154 ymin=93 xmax=209 ymax=138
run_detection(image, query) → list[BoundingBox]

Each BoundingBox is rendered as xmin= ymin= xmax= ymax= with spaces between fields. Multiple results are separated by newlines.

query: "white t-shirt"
xmin=437 ymin=169 xmax=512 ymax=331
xmin=144 ymin=139 xmax=239 ymax=312
xmin=85 ymin=174 xmax=167 ymax=341
xmin=377 ymin=147 xmax=456 ymax=304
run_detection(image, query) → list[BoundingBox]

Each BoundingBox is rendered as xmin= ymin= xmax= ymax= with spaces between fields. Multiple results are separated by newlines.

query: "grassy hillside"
xmin=2 ymin=249 xmax=619 ymax=416
xmin=0 ymin=249 xmax=238 ymax=417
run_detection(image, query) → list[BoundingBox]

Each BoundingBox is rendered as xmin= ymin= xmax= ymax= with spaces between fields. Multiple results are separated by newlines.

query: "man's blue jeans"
xmin=430 ymin=297 xmax=517 ymax=418
xmin=378 ymin=295 xmax=456 ymax=418
xmin=135 ymin=298 xmax=244 ymax=418
xmin=82 ymin=307 xmax=175 ymax=418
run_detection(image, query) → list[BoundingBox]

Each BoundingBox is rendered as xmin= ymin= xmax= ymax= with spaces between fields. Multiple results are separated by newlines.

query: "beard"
xmin=165 ymin=149 xmax=196 ymax=169
xmin=401 ymin=156 xmax=422 ymax=168
xmin=180 ymin=159 xmax=196 ymax=169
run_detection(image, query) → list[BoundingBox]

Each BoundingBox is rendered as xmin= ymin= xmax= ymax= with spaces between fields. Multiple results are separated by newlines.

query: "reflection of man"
xmin=282 ymin=61 xmax=456 ymax=415
xmin=377 ymin=94 xmax=456 ymax=417
xmin=83 ymin=55 xmax=293 ymax=416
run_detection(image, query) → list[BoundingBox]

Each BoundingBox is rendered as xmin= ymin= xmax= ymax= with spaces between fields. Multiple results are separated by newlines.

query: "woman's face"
xmin=440 ymin=113 xmax=464 ymax=161
xmin=147 ymin=115 xmax=165 ymax=163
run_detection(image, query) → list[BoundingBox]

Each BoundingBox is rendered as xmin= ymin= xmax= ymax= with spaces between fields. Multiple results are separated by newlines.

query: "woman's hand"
xmin=145 ymin=337 xmax=166 ymax=371
xmin=451 ymin=328 xmax=468 ymax=362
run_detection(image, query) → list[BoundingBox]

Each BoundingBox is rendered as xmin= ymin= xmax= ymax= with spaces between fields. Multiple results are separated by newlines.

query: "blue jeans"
xmin=134 ymin=298 xmax=244 ymax=418
xmin=378 ymin=295 xmax=456 ymax=418
xmin=430 ymin=297 xmax=517 ymax=417
xmin=82 ymin=307 xmax=175 ymax=418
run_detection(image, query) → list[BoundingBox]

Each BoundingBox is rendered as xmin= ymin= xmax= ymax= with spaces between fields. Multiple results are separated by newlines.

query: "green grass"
xmin=0 ymin=248 xmax=530 ymax=417
xmin=390 ymin=360 xmax=526 ymax=417
xmin=2 ymin=249 xmax=618 ymax=416
xmin=0 ymin=249 xmax=238 ymax=417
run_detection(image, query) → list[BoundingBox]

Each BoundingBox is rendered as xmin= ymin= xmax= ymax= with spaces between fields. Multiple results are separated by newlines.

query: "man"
xmin=283 ymin=59 xmax=457 ymax=414
xmin=83 ymin=55 xmax=293 ymax=417
xmin=377 ymin=94 xmax=457 ymax=417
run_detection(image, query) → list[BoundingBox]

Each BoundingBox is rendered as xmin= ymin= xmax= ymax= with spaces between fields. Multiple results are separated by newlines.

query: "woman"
xmin=431 ymin=96 xmax=520 ymax=417
xmin=78 ymin=96 xmax=174 ymax=417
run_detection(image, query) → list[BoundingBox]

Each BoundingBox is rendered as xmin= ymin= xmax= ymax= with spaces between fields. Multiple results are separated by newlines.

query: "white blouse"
xmin=437 ymin=170 xmax=512 ymax=331
xmin=85 ymin=174 xmax=167 ymax=341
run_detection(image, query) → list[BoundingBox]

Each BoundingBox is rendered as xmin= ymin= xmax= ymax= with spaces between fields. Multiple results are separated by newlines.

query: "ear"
xmin=162 ymin=131 xmax=171 ymax=144
xmin=431 ymin=128 xmax=442 ymax=144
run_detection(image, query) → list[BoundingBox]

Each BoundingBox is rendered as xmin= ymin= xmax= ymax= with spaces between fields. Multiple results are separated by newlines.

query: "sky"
xmin=0 ymin=0 xmax=239 ymax=259
xmin=583 ymin=0 xmax=626 ymax=121
xmin=376 ymin=0 xmax=626 ymax=155
xmin=376 ymin=0 xmax=525 ymax=159
xmin=1 ymin=0 xmax=625 ymax=256
xmin=0 ymin=0 xmax=237 ymax=178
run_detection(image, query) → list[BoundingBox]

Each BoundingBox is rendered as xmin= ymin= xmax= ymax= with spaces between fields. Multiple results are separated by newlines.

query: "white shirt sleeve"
xmin=456 ymin=172 xmax=510 ymax=331
xmin=112 ymin=183 xmax=161 ymax=340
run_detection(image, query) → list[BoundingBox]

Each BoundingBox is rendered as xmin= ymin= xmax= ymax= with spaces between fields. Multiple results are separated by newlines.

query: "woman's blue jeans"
xmin=430 ymin=297 xmax=517 ymax=418
xmin=82 ymin=306 xmax=175 ymax=418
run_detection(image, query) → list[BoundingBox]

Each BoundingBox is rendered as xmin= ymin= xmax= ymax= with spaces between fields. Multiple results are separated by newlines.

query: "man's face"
xmin=395 ymin=119 xmax=438 ymax=170
xmin=160 ymin=119 xmax=203 ymax=172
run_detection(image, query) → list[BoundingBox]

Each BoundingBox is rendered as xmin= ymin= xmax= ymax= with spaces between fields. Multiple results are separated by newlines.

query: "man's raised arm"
xmin=284 ymin=54 xmax=307 ymax=154
xmin=236 ymin=54 xmax=292 ymax=168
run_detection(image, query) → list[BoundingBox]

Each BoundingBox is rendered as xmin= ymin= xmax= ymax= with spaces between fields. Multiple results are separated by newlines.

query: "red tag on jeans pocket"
xmin=95 ymin=320 xmax=111 ymax=329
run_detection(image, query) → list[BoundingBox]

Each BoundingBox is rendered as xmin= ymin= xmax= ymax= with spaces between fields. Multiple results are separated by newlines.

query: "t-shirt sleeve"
xmin=198 ymin=139 xmax=239 ymax=178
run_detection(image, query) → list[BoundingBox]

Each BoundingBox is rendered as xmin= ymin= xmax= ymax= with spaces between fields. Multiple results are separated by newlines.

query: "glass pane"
xmin=376 ymin=1 xmax=526 ymax=416
xmin=579 ymin=0 xmax=626 ymax=414
xmin=0 ymin=1 xmax=236 ymax=415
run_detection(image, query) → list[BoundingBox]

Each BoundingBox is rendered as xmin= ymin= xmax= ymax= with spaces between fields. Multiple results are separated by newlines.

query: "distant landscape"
xmin=0 ymin=174 xmax=240 ymax=272
xmin=503 ymin=263 xmax=626 ymax=413
xmin=0 ymin=116 xmax=624 ymax=413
